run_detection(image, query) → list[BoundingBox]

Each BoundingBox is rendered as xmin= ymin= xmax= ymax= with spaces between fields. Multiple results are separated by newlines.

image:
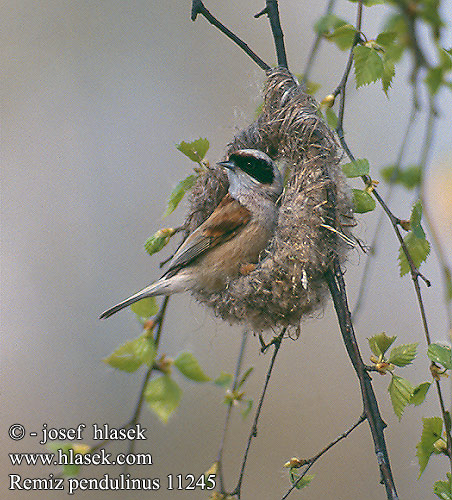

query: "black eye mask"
xmin=229 ymin=152 xmax=275 ymax=185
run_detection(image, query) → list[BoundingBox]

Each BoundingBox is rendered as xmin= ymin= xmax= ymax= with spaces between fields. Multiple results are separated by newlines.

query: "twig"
xmin=421 ymin=206 xmax=452 ymax=329
xmin=330 ymin=0 xmax=449 ymax=488
xmin=82 ymin=297 xmax=171 ymax=467
xmin=416 ymin=97 xmax=452 ymax=472
xmin=231 ymin=328 xmax=287 ymax=499
xmin=332 ymin=0 xmax=430 ymax=289
xmin=326 ymin=261 xmax=399 ymax=500
xmin=129 ymin=298 xmax=169 ymax=420
xmin=191 ymin=0 xmax=270 ymax=71
xmin=327 ymin=24 xmax=402 ymax=498
xmin=333 ymin=1 xmax=363 ymax=149
xmin=216 ymin=329 xmax=249 ymax=494
xmin=281 ymin=414 xmax=366 ymax=499
xmin=255 ymin=0 xmax=288 ymax=69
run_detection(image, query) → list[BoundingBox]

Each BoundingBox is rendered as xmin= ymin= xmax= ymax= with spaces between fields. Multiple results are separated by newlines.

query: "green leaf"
xmin=174 ymin=352 xmax=211 ymax=382
xmin=47 ymin=443 xmax=91 ymax=477
xmin=132 ymin=337 xmax=155 ymax=368
xmin=425 ymin=67 xmax=444 ymax=96
xmin=416 ymin=417 xmax=443 ymax=476
xmin=103 ymin=335 xmax=156 ymax=372
xmin=294 ymin=74 xmax=322 ymax=96
xmin=214 ymin=371 xmax=233 ymax=388
xmin=352 ymin=188 xmax=376 ymax=213
xmin=439 ymin=48 xmax=452 ymax=70
xmin=240 ymin=399 xmax=253 ymax=419
xmin=383 ymin=14 xmax=407 ymax=42
xmin=131 ymin=297 xmax=158 ymax=319
xmin=428 ymin=343 xmax=452 ymax=370
xmin=368 ymin=332 xmax=397 ymax=357
xmin=325 ymin=107 xmax=338 ymax=129
xmin=305 ymin=79 xmax=322 ymax=96
xmin=398 ymin=232 xmax=430 ymax=276
xmin=134 ymin=335 xmax=156 ymax=366
xmin=237 ymin=367 xmax=254 ymax=390
xmin=375 ymin=31 xmax=399 ymax=94
xmin=375 ymin=31 xmax=398 ymax=48
xmin=177 ymin=138 xmax=209 ymax=163
xmin=314 ymin=14 xmax=347 ymax=35
xmin=326 ymin=24 xmax=357 ymax=51
xmin=401 ymin=166 xmax=422 ymax=188
xmin=410 ymin=382 xmax=431 ymax=406
xmin=380 ymin=164 xmax=398 ymax=183
xmin=145 ymin=375 xmax=182 ymax=423
xmin=342 ymin=158 xmax=370 ymax=178
xmin=388 ymin=342 xmax=418 ymax=367
xmin=410 ymin=201 xmax=426 ymax=239
xmin=163 ymin=174 xmax=197 ymax=217
xmin=388 ymin=374 xmax=414 ymax=420
xmin=144 ymin=228 xmax=176 ymax=256
xmin=380 ymin=164 xmax=422 ymax=189
xmin=353 ymin=45 xmax=384 ymax=88
xmin=434 ymin=474 xmax=452 ymax=500
xmin=289 ymin=471 xmax=315 ymax=489
xmin=104 ymin=340 xmax=143 ymax=372
xmin=447 ymin=272 xmax=452 ymax=302
xmin=381 ymin=60 xmax=395 ymax=96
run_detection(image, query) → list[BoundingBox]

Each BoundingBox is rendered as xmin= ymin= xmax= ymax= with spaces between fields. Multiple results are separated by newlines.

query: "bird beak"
xmin=218 ymin=159 xmax=235 ymax=171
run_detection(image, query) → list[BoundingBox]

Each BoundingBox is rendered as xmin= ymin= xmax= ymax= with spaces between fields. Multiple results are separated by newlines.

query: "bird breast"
xmin=192 ymin=219 xmax=274 ymax=293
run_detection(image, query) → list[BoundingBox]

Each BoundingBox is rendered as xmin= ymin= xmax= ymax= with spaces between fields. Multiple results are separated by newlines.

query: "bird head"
xmin=219 ymin=149 xmax=283 ymax=203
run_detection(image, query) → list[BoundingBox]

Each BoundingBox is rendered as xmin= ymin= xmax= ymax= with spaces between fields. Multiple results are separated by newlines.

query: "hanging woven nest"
xmin=185 ymin=67 xmax=355 ymax=331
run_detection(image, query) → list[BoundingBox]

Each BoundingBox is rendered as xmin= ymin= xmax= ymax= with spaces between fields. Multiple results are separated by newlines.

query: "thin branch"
xmin=332 ymin=0 xmax=430 ymax=288
xmin=326 ymin=261 xmax=399 ymax=500
xmin=216 ymin=329 xmax=249 ymax=495
xmin=130 ymin=297 xmax=169 ymax=421
xmin=435 ymin=378 xmax=452 ymax=475
xmin=422 ymin=205 xmax=452 ymax=329
xmin=153 ymin=296 xmax=170 ymax=347
xmin=191 ymin=0 xmax=271 ymax=71
xmin=231 ymin=328 xmax=287 ymax=499
xmin=122 ymin=297 xmax=170 ymax=468
xmin=334 ymin=1 xmax=363 ymax=144
xmin=374 ymin=188 xmax=431 ymax=285
xmin=333 ymin=29 xmax=420 ymax=305
xmin=255 ymin=0 xmax=288 ymax=69
xmin=281 ymin=414 xmax=366 ymax=499
xmin=416 ymin=97 xmax=452 ymax=473
xmin=330 ymin=0 xmax=447 ymax=488
xmin=419 ymin=99 xmax=451 ymax=329
xmin=304 ymin=7 xmax=397 ymax=497
xmin=86 ymin=297 xmax=171 ymax=461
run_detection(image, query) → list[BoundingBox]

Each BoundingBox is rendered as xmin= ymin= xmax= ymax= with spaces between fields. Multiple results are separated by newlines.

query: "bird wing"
xmin=164 ymin=194 xmax=251 ymax=276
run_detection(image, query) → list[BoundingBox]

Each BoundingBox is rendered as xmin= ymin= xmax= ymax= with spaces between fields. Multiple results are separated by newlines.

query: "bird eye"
xmin=231 ymin=152 xmax=275 ymax=184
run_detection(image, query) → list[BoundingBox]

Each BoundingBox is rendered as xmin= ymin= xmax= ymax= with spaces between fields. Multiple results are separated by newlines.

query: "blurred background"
xmin=2 ymin=1 xmax=451 ymax=499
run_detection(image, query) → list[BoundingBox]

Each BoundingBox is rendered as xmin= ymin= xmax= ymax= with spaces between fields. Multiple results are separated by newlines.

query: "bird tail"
xmin=99 ymin=279 xmax=173 ymax=319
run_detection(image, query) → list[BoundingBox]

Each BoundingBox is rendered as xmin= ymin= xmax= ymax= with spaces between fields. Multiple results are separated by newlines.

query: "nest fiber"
xmin=186 ymin=68 xmax=354 ymax=330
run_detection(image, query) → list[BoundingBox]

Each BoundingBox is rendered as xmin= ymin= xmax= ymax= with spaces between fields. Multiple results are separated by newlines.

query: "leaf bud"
xmin=321 ymin=94 xmax=335 ymax=108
